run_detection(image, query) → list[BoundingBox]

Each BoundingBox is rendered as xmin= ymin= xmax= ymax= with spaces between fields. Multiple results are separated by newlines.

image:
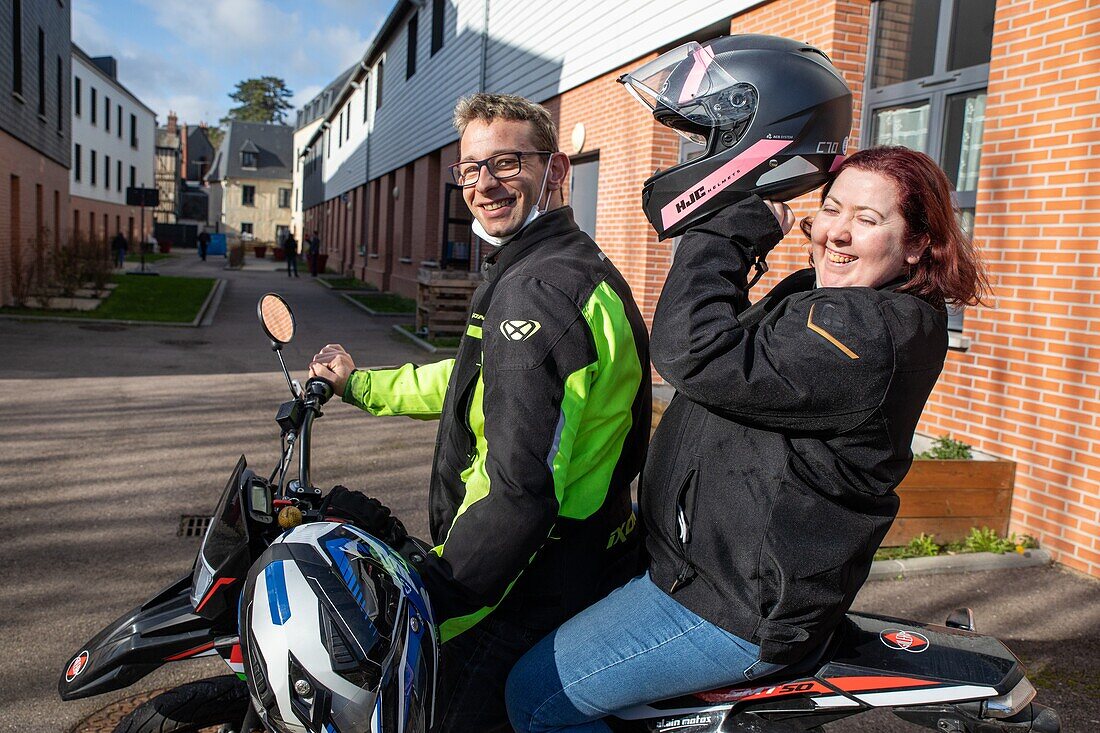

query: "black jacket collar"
xmin=483 ymin=206 xmax=579 ymax=278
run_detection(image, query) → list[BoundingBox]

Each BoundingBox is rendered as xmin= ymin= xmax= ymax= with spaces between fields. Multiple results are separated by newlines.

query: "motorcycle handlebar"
xmin=296 ymin=378 xmax=334 ymax=491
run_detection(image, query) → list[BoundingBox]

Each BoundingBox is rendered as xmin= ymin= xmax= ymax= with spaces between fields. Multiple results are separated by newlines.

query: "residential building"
xmin=182 ymin=122 xmax=215 ymax=183
xmin=70 ymin=45 xmax=156 ymax=245
xmin=301 ymin=0 xmax=1100 ymax=578
xmin=206 ymin=121 xmax=293 ymax=246
xmin=154 ymin=112 xmax=181 ymax=225
xmin=0 ymin=0 xmax=71 ymax=305
xmin=293 ymin=65 xmax=356 ymax=243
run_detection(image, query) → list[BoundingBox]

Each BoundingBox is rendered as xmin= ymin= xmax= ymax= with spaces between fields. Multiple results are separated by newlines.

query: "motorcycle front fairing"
xmin=58 ymin=459 xmax=253 ymax=700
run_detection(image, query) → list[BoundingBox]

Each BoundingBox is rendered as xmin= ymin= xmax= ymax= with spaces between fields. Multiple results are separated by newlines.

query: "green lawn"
xmin=1 ymin=275 xmax=216 ymax=323
xmin=350 ymin=293 xmax=416 ymax=313
xmin=321 ymin=276 xmax=377 ymax=291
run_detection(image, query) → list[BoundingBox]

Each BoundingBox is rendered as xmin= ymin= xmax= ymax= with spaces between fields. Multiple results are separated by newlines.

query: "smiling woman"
xmin=801 ymin=145 xmax=990 ymax=307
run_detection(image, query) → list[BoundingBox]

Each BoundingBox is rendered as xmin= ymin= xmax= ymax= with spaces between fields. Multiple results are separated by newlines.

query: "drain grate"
xmin=178 ymin=515 xmax=212 ymax=538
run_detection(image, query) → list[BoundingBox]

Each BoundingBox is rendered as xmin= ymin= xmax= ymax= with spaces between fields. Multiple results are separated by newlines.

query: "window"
xmin=104 ymin=154 xmax=110 ymax=189
xmin=105 ymin=96 xmax=110 ymax=132
xmin=130 ymin=113 xmax=137 ymax=147
xmin=11 ymin=0 xmax=23 ymax=97
xmin=116 ymin=159 xmax=122 ymax=191
xmin=56 ymin=56 xmax=63 ymax=131
xmin=129 ymin=165 xmax=135 ymax=189
xmin=278 ymin=188 xmax=291 ymax=208
xmin=74 ymin=143 xmax=81 ymax=181
xmin=242 ymin=185 xmax=256 ymax=206
xmin=376 ymin=58 xmax=384 ymax=109
xmin=364 ymin=74 xmax=370 ymax=121
xmin=275 ymin=224 xmax=289 ymax=243
xmin=90 ymin=150 xmax=97 ymax=186
xmin=117 ymin=105 xmax=122 ymax=138
xmin=74 ymin=76 xmax=81 ymax=115
xmin=37 ymin=27 xmax=45 ymax=115
xmin=91 ymin=87 xmax=97 ymax=125
xmin=431 ymin=0 xmax=445 ymax=55
xmin=338 ymin=112 xmax=343 ymax=148
xmin=865 ymin=0 xmax=995 ymax=335
xmin=240 ymin=222 xmax=254 ymax=239
xmin=345 ymin=102 xmax=351 ymax=140
xmin=241 ymin=150 xmax=258 ymax=168
xmin=406 ymin=12 xmax=419 ymax=79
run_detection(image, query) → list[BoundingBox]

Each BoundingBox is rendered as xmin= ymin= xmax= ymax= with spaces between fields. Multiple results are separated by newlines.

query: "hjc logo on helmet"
xmin=676 ymin=186 xmax=707 ymax=213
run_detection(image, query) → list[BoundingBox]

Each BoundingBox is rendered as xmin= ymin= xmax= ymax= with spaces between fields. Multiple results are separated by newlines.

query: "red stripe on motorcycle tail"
xmin=164 ymin=641 xmax=216 ymax=661
xmin=195 ymin=576 xmax=238 ymax=613
xmin=696 ymin=679 xmax=832 ymax=704
xmin=827 ymin=676 xmax=940 ymax=693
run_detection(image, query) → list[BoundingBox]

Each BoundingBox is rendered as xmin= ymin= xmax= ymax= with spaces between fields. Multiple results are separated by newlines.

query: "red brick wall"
xmin=71 ymin=195 xmax=152 ymax=244
xmin=0 ymin=131 xmax=70 ymax=305
xmin=916 ymin=0 xmax=1100 ymax=576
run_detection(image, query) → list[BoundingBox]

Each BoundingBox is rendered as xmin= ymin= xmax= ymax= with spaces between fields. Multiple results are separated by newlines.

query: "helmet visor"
xmin=620 ymin=41 xmax=758 ymax=142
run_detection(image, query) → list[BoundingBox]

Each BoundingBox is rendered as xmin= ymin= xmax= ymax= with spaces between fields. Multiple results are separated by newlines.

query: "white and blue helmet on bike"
xmin=239 ymin=522 xmax=437 ymax=733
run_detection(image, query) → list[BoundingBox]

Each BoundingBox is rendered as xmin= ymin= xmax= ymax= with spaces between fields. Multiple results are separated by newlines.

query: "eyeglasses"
xmin=449 ymin=151 xmax=553 ymax=187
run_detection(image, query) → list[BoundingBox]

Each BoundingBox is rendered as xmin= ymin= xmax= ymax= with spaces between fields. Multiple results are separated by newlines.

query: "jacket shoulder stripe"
xmin=807 ymin=303 xmax=860 ymax=359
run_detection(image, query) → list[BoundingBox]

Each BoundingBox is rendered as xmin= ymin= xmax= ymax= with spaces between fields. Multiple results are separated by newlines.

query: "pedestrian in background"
xmin=283 ymin=230 xmax=299 ymax=277
xmin=198 ymin=230 xmax=210 ymax=261
xmin=308 ymin=230 xmax=321 ymax=276
xmin=111 ymin=231 xmax=128 ymax=269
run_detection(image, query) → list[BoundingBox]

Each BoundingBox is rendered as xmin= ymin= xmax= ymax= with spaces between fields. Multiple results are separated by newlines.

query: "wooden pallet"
xmin=416 ymin=268 xmax=482 ymax=338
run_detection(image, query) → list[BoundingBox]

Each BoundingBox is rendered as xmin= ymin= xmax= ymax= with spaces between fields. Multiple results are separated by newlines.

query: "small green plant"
xmin=916 ymin=434 xmax=973 ymax=460
xmin=964 ymin=526 xmax=1016 ymax=554
xmin=905 ymin=533 xmax=940 ymax=557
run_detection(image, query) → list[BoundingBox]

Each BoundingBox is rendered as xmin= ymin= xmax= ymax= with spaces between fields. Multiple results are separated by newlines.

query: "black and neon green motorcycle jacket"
xmin=343 ymin=207 xmax=650 ymax=642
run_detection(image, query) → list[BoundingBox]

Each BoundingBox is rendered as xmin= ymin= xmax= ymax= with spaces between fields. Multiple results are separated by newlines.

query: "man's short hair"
xmin=453 ymin=93 xmax=559 ymax=153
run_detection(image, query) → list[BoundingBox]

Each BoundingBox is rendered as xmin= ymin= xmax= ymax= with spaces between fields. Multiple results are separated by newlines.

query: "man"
xmin=110 ymin=231 xmax=128 ymax=268
xmin=197 ymin=229 xmax=210 ymax=261
xmin=309 ymin=93 xmax=650 ymax=732
xmin=282 ymin=229 xmax=299 ymax=277
xmin=308 ymin=230 xmax=321 ymax=276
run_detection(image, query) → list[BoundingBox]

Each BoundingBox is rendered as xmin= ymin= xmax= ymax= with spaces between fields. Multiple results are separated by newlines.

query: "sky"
xmin=72 ymin=0 xmax=393 ymax=128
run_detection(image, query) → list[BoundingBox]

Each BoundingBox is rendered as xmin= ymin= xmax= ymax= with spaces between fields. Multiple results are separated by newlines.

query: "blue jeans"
xmin=505 ymin=573 xmax=784 ymax=733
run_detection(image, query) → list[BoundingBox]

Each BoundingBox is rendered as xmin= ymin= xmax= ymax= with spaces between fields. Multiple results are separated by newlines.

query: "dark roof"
xmin=207 ymin=121 xmax=293 ymax=182
xmin=296 ymin=63 xmax=358 ymax=130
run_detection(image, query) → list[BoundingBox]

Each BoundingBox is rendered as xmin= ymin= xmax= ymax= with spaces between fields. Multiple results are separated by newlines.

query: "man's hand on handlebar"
xmin=309 ymin=343 xmax=356 ymax=397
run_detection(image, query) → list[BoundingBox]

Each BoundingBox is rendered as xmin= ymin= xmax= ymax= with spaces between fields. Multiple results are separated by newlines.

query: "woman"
xmin=505 ymin=146 xmax=989 ymax=732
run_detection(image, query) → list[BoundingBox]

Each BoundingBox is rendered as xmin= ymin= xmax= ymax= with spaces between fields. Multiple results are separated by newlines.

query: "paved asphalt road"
xmin=1 ymin=252 xmax=1096 ymax=732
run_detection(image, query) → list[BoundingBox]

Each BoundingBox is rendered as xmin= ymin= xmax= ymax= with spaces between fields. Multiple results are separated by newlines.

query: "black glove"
xmin=321 ymin=486 xmax=408 ymax=546
xmin=687 ymin=195 xmax=786 ymax=287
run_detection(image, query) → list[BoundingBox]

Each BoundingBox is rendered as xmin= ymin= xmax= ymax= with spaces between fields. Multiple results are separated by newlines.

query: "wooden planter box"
xmin=652 ymin=393 xmax=1015 ymax=546
xmin=884 ymin=459 xmax=1016 ymax=546
xmin=417 ymin=268 xmax=481 ymax=339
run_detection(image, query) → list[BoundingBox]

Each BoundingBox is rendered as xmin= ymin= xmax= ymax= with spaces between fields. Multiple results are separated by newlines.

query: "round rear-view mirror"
xmin=258 ymin=293 xmax=295 ymax=345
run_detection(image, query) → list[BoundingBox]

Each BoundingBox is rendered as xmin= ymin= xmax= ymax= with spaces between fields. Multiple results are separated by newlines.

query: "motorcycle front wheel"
xmin=111 ymin=675 xmax=251 ymax=733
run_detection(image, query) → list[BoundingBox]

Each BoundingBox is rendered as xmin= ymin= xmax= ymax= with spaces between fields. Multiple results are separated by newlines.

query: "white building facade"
xmin=70 ymin=45 xmax=156 ymax=244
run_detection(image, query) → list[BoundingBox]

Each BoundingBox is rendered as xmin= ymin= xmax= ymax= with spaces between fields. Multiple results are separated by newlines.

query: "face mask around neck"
xmin=471 ymin=156 xmax=555 ymax=247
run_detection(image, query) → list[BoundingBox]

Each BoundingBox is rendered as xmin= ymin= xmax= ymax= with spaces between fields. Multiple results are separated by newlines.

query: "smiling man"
xmin=309 ymin=93 xmax=651 ymax=732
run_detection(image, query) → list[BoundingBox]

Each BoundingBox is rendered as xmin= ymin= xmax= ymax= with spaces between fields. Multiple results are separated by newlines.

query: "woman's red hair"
xmin=800 ymin=146 xmax=990 ymax=306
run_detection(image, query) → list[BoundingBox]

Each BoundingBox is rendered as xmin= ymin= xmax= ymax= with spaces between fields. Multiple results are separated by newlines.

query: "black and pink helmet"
xmin=619 ymin=34 xmax=852 ymax=240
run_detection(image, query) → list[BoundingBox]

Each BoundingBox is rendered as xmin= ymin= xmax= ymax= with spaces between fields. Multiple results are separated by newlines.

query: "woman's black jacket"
xmin=643 ymin=196 xmax=948 ymax=665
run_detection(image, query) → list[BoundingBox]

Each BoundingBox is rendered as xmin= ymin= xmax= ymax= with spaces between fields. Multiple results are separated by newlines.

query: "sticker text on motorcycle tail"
xmin=656 ymin=713 xmax=714 ymax=731
xmin=65 ymin=651 xmax=89 ymax=682
xmin=880 ymin=629 xmax=930 ymax=653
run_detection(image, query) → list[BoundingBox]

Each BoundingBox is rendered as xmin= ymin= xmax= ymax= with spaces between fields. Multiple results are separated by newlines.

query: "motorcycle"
xmin=59 ymin=294 xmax=1061 ymax=733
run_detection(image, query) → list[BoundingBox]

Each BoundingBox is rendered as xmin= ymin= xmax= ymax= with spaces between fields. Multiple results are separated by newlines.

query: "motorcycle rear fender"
xmin=58 ymin=573 xmax=219 ymax=701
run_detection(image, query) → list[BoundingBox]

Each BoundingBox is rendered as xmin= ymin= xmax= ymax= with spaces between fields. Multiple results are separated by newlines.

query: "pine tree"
xmin=220 ymin=77 xmax=293 ymax=125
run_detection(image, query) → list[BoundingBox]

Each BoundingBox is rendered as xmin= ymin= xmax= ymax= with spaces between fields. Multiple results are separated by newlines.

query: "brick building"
xmin=1 ymin=0 xmax=71 ymax=305
xmin=299 ymin=0 xmax=1100 ymax=577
